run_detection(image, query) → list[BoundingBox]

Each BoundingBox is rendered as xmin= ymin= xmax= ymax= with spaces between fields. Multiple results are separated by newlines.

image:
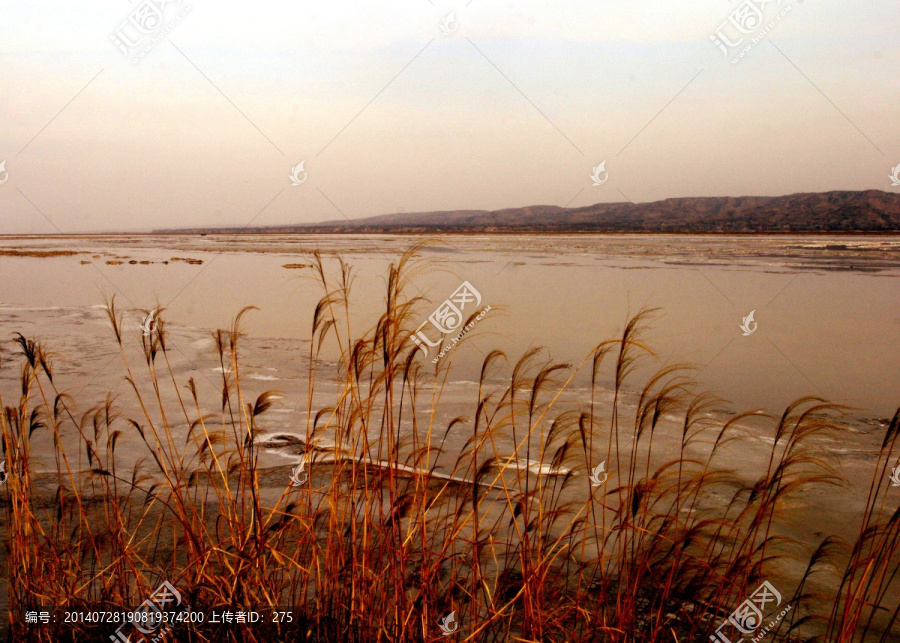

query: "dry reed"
xmin=1 ymin=249 xmax=898 ymax=642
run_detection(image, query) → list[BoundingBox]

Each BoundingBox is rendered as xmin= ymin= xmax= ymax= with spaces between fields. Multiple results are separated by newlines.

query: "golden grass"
xmin=1 ymin=248 xmax=899 ymax=642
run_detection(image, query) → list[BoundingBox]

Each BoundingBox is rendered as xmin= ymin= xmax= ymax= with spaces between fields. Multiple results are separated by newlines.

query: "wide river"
xmin=1 ymin=233 xmax=897 ymax=418
xmin=2 ymin=233 xmax=900 ymax=629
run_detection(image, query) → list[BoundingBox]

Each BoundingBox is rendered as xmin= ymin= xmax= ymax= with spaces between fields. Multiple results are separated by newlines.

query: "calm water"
xmin=1 ymin=233 xmax=898 ymax=417
xmin=1 ymin=233 xmax=898 ymax=608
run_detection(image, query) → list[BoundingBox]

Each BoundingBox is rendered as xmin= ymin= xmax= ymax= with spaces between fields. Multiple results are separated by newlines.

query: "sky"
xmin=0 ymin=0 xmax=898 ymax=233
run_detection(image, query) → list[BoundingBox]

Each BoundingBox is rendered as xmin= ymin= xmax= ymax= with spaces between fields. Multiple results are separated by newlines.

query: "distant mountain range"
xmin=159 ymin=190 xmax=900 ymax=234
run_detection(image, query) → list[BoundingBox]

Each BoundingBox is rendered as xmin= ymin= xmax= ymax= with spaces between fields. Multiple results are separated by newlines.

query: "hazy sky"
xmin=1 ymin=1 xmax=898 ymax=233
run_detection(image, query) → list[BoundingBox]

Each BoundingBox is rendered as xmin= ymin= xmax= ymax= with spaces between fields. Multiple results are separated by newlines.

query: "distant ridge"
xmin=158 ymin=190 xmax=900 ymax=234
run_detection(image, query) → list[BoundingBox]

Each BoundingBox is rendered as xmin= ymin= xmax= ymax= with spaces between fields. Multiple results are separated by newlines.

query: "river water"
xmin=1 ymin=233 xmax=899 ymax=634
xmin=1 ymin=233 xmax=897 ymax=418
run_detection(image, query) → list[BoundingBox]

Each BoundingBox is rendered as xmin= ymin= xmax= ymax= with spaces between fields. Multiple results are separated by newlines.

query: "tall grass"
xmin=1 ymin=248 xmax=899 ymax=642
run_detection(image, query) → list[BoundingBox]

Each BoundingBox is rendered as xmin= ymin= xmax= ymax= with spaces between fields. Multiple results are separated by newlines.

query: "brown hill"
xmin=159 ymin=190 xmax=900 ymax=234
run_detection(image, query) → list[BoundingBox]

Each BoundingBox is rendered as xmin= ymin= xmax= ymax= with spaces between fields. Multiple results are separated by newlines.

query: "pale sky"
xmin=1 ymin=1 xmax=898 ymax=233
